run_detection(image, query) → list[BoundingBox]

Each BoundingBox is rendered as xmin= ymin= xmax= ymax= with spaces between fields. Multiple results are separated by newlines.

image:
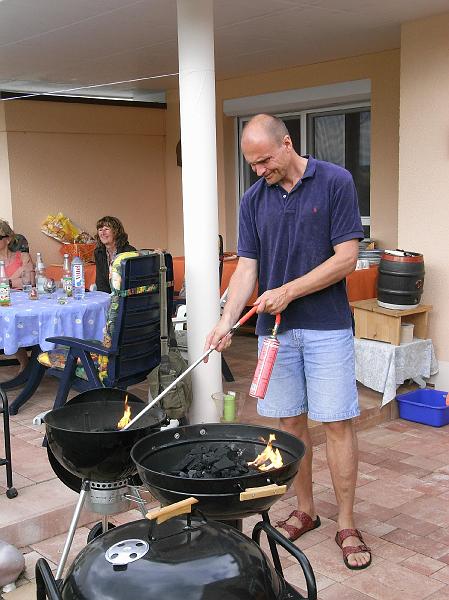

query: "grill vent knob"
xmin=105 ymin=539 xmax=149 ymax=566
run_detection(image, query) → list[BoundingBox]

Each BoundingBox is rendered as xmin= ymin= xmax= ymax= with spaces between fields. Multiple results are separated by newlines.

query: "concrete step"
xmin=0 ymin=477 xmax=98 ymax=547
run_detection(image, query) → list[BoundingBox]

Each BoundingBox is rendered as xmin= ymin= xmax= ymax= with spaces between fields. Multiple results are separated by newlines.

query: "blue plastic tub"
xmin=396 ymin=389 xmax=449 ymax=427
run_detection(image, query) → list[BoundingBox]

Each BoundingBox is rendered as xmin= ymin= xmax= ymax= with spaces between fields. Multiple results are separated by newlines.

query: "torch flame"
xmin=248 ymin=434 xmax=284 ymax=471
xmin=117 ymin=394 xmax=131 ymax=429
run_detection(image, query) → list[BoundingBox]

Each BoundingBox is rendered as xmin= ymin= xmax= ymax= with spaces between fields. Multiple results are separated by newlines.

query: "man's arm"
xmin=205 ymin=257 xmax=258 ymax=353
xmin=256 ymin=239 xmax=359 ymax=314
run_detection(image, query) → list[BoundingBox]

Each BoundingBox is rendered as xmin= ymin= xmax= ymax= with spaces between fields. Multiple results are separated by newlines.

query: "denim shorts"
xmin=256 ymin=328 xmax=359 ymax=422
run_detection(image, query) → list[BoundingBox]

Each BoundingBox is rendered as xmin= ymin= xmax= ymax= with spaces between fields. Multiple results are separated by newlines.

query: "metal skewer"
xmin=122 ymin=305 xmax=258 ymax=431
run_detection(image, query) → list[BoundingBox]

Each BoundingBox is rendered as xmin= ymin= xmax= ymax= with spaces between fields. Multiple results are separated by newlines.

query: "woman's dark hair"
xmin=95 ymin=216 xmax=129 ymax=249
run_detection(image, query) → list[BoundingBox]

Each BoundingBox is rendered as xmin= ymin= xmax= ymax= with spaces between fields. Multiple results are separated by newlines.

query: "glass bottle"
xmin=62 ymin=253 xmax=72 ymax=297
xmin=0 ymin=260 xmax=11 ymax=307
xmin=36 ymin=252 xmax=46 ymax=295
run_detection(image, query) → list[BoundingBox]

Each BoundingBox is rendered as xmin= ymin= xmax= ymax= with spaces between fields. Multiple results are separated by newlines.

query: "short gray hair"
xmin=244 ymin=114 xmax=289 ymax=146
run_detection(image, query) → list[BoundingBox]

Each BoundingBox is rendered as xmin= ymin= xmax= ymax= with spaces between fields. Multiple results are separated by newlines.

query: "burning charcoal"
xmin=212 ymin=446 xmax=229 ymax=459
xmin=202 ymin=452 xmax=217 ymax=465
xmin=211 ymin=456 xmax=236 ymax=472
xmin=173 ymin=454 xmax=197 ymax=471
xmin=165 ymin=442 xmax=261 ymax=479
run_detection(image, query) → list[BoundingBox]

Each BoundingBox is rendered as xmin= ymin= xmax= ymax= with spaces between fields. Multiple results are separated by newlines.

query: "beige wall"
xmin=0 ymin=104 xmax=13 ymax=225
xmin=399 ymin=13 xmax=449 ymax=364
xmin=4 ymin=100 xmax=167 ymax=264
xmin=165 ymin=50 xmax=400 ymax=255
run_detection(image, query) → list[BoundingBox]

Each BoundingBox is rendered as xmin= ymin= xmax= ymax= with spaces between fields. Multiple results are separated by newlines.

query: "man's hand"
xmin=202 ymin=257 xmax=258 ymax=363
xmin=255 ymin=285 xmax=291 ymax=314
xmin=203 ymin=316 xmax=234 ymax=362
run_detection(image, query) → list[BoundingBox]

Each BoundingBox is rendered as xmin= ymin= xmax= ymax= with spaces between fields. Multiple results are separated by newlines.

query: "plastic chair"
xmin=45 ymin=252 xmax=174 ymax=410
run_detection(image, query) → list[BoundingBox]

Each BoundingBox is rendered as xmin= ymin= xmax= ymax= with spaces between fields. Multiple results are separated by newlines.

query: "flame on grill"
xmin=248 ymin=434 xmax=283 ymax=471
xmin=117 ymin=395 xmax=131 ymax=429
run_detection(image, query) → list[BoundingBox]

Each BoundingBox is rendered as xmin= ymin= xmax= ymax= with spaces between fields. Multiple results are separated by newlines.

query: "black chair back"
xmin=105 ymin=252 xmax=173 ymax=387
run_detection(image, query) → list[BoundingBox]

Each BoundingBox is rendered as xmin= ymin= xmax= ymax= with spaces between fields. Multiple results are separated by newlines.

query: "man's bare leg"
xmin=279 ymin=414 xmax=317 ymax=521
xmin=324 ymin=419 xmax=370 ymax=568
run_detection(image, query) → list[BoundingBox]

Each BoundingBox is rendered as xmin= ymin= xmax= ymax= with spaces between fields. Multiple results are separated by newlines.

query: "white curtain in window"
xmin=359 ymin=112 xmax=371 ymax=167
xmin=314 ymin=115 xmax=345 ymax=166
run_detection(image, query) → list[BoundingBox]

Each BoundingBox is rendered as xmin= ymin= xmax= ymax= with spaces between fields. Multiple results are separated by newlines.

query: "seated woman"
xmin=0 ymin=219 xmax=35 ymax=370
xmin=94 ymin=216 xmax=136 ymax=293
xmin=0 ymin=220 xmax=34 ymax=289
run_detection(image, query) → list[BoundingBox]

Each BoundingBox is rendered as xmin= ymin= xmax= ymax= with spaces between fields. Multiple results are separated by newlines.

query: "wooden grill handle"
xmin=146 ymin=497 xmax=199 ymax=524
xmin=240 ymin=483 xmax=287 ymax=501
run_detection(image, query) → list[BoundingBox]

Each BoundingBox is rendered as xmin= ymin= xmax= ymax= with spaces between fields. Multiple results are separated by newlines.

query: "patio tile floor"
xmin=2 ymin=332 xmax=449 ymax=599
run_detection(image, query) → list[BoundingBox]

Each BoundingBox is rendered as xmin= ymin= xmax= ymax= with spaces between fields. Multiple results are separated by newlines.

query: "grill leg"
xmin=102 ymin=515 xmax=109 ymax=534
xmin=262 ymin=512 xmax=283 ymax=574
xmin=56 ymin=481 xmax=89 ymax=579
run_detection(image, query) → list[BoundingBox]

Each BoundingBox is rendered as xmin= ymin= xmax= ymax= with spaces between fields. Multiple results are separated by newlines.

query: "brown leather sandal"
xmin=335 ymin=528 xmax=372 ymax=570
xmin=276 ymin=510 xmax=321 ymax=542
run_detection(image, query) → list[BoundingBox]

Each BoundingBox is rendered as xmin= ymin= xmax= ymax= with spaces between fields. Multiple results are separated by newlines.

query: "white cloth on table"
xmin=354 ymin=337 xmax=439 ymax=406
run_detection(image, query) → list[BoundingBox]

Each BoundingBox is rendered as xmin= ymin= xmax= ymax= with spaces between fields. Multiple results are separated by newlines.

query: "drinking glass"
xmin=22 ymin=271 xmax=32 ymax=294
xmin=43 ymin=278 xmax=57 ymax=298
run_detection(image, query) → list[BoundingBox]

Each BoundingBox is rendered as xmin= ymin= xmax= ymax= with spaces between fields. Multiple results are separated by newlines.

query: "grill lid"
xmin=62 ymin=517 xmax=286 ymax=600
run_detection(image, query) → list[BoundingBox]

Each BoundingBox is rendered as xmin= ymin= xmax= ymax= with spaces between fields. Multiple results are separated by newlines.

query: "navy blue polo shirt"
xmin=238 ymin=156 xmax=364 ymax=335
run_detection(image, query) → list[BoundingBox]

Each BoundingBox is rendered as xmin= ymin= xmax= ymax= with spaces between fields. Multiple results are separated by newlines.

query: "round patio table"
xmin=0 ymin=290 xmax=110 ymax=414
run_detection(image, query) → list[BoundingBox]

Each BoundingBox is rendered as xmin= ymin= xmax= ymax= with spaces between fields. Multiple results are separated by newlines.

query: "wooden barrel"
xmin=377 ymin=250 xmax=425 ymax=310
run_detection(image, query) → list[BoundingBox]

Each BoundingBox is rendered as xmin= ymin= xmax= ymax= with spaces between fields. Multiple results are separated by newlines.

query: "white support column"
xmin=177 ymin=0 xmax=221 ymax=423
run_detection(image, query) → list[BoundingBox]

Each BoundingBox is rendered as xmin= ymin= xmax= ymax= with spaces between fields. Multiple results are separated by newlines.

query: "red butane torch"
xmin=249 ymin=313 xmax=281 ymax=399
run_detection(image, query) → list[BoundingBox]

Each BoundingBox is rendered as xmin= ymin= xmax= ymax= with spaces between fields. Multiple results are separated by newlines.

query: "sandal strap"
xmin=340 ymin=544 xmax=370 ymax=559
xmin=279 ymin=522 xmax=303 ymax=539
xmin=276 ymin=510 xmax=319 ymax=542
xmin=335 ymin=528 xmax=365 ymax=547
xmin=277 ymin=510 xmax=314 ymax=529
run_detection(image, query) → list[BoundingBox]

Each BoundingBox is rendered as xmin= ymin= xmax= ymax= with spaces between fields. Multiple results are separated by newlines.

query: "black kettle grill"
xmin=36 ymin=507 xmax=317 ymax=600
xmin=131 ymin=423 xmax=305 ymax=521
xmin=43 ymin=388 xmax=167 ymax=579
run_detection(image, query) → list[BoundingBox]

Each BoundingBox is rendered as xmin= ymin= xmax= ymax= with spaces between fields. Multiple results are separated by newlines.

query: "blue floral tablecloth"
xmin=0 ymin=291 xmax=110 ymax=355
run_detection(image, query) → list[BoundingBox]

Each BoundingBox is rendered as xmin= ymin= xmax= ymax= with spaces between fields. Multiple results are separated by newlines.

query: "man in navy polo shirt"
xmin=205 ymin=114 xmax=371 ymax=570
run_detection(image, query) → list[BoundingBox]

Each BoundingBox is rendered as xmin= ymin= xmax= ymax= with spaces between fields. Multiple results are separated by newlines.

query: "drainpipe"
xmin=176 ymin=0 xmax=221 ymax=422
